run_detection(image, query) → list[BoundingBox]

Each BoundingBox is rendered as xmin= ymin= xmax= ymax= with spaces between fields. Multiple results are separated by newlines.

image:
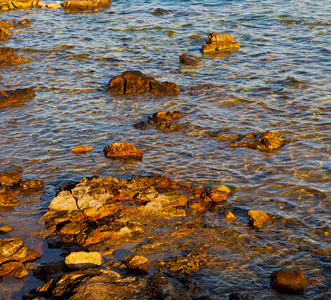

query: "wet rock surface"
xmin=0 ymin=171 xmax=22 ymax=187
xmin=0 ymin=48 xmax=30 ymax=66
xmin=105 ymin=70 xmax=180 ymax=95
xmin=0 ymin=0 xmax=39 ymax=10
xmin=65 ymin=251 xmax=102 ymax=270
xmin=125 ymin=254 xmax=150 ymax=273
xmin=179 ymin=53 xmax=203 ymax=66
xmin=104 ymin=142 xmax=144 ymax=160
xmin=63 ymin=0 xmax=111 ymax=10
xmin=0 ymin=87 xmax=35 ymax=108
xmin=229 ymin=131 xmax=285 ymax=152
xmin=0 ymin=225 xmax=14 ymax=234
xmin=0 ymin=186 xmax=18 ymax=206
xmin=133 ymin=111 xmax=182 ymax=130
xmin=271 ymin=269 xmax=308 ymax=294
xmin=71 ymin=145 xmax=93 ymax=154
xmin=247 ymin=210 xmax=272 ymax=229
xmin=201 ymin=32 xmax=240 ymax=53
xmin=19 ymin=179 xmax=44 ymax=191
xmin=0 ymin=237 xmax=40 ymax=279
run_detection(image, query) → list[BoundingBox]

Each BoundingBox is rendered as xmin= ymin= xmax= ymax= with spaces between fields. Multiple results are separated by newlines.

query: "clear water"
xmin=0 ymin=0 xmax=330 ymax=298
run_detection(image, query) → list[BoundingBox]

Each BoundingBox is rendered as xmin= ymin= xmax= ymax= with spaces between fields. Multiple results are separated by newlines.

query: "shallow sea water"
xmin=0 ymin=0 xmax=330 ymax=298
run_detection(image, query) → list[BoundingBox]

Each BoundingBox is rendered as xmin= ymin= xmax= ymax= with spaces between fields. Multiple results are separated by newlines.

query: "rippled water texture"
xmin=0 ymin=0 xmax=330 ymax=298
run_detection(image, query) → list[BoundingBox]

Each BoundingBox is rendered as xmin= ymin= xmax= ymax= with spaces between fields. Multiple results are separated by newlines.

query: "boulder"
xmin=71 ymin=145 xmax=93 ymax=154
xmin=65 ymin=251 xmax=102 ymax=270
xmin=0 ymin=47 xmax=29 ymax=66
xmin=0 ymin=0 xmax=39 ymax=10
xmin=271 ymin=269 xmax=308 ymax=294
xmin=0 ymin=171 xmax=21 ymax=186
xmin=133 ymin=111 xmax=182 ymax=130
xmin=48 ymin=190 xmax=79 ymax=211
xmin=125 ymin=254 xmax=150 ymax=272
xmin=229 ymin=131 xmax=285 ymax=152
xmin=104 ymin=142 xmax=143 ymax=160
xmin=247 ymin=210 xmax=271 ymax=229
xmin=201 ymin=32 xmax=239 ymax=53
xmin=63 ymin=0 xmax=111 ymax=10
xmin=105 ymin=70 xmax=180 ymax=95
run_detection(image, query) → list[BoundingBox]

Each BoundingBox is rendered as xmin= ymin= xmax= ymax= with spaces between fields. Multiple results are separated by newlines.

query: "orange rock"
xmin=201 ymin=32 xmax=239 ymax=53
xmin=71 ymin=145 xmax=93 ymax=154
xmin=104 ymin=142 xmax=143 ymax=160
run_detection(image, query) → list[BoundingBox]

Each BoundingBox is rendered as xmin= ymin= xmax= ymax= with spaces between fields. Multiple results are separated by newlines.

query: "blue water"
xmin=0 ymin=0 xmax=330 ymax=298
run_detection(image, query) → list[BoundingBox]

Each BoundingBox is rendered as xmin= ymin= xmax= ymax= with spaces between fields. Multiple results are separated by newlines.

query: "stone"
xmin=47 ymin=1 xmax=61 ymax=8
xmin=0 ymin=261 xmax=28 ymax=278
xmin=0 ymin=187 xmax=18 ymax=206
xmin=229 ymin=293 xmax=254 ymax=300
xmin=0 ymin=0 xmax=39 ymax=10
xmin=0 ymin=171 xmax=21 ymax=186
xmin=125 ymin=254 xmax=150 ymax=272
xmin=225 ymin=211 xmax=237 ymax=221
xmin=0 ymin=47 xmax=30 ymax=66
xmin=0 ymin=225 xmax=14 ymax=234
xmin=0 ymin=28 xmax=10 ymax=41
xmin=17 ymin=18 xmax=32 ymax=25
xmin=152 ymin=8 xmax=169 ymax=15
xmin=0 ymin=88 xmax=35 ymax=108
xmin=104 ymin=142 xmax=143 ymax=160
xmin=63 ymin=0 xmax=111 ymax=10
xmin=105 ymin=70 xmax=180 ymax=95
xmin=133 ymin=111 xmax=182 ymax=130
xmin=179 ymin=53 xmax=203 ymax=66
xmin=19 ymin=179 xmax=44 ymax=190
xmin=247 ymin=210 xmax=271 ymax=229
xmin=48 ymin=190 xmax=79 ymax=211
xmin=71 ymin=145 xmax=93 ymax=154
xmin=229 ymin=131 xmax=285 ymax=152
xmin=65 ymin=251 xmax=102 ymax=270
xmin=271 ymin=269 xmax=308 ymax=294
xmin=201 ymin=32 xmax=239 ymax=53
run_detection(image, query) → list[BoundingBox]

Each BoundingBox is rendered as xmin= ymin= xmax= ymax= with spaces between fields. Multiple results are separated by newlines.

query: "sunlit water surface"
xmin=0 ymin=0 xmax=330 ymax=298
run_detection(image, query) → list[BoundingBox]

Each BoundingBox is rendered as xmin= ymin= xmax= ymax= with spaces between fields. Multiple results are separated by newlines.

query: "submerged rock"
xmin=71 ymin=145 xmax=93 ymax=154
xmin=152 ymin=7 xmax=169 ymax=15
xmin=179 ymin=53 xmax=203 ymax=66
xmin=125 ymin=254 xmax=150 ymax=273
xmin=63 ymin=0 xmax=111 ymax=10
xmin=0 ymin=187 xmax=18 ymax=206
xmin=65 ymin=251 xmax=102 ymax=270
xmin=0 ymin=47 xmax=29 ymax=66
xmin=0 ymin=171 xmax=22 ymax=186
xmin=0 ymin=237 xmax=40 ymax=279
xmin=201 ymin=32 xmax=240 ymax=53
xmin=229 ymin=293 xmax=254 ymax=300
xmin=271 ymin=269 xmax=308 ymax=294
xmin=18 ymin=179 xmax=44 ymax=191
xmin=105 ymin=70 xmax=180 ymax=95
xmin=133 ymin=111 xmax=182 ymax=130
xmin=247 ymin=210 xmax=271 ymax=229
xmin=104 ymin=142 xmax=143 ymax=160
xmin=0 ymin=225 xmax=14 ymax=234
xmin=0 ymin=27 xmax=10 ymax=42
xmin=229 ymin=131 xmax=285 ymax=152
xmin=0 ymin=88 xmax=35 ymax=108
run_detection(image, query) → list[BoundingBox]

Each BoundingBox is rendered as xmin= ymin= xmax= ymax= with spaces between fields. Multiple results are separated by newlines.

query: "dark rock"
xmin=188 ymin=35 xmax=203 ymax=39
xmin=0 ymin=88 xmax=35 ymax=108
xmin=19 ymin=179 xmax=44 ymax=191
xmin=229 ymin=131 xmax=285 ymax=152
xmin=125 ymin=254 xmax=150 ymax=272
xmin=247 ymin=210 xmax=271 ymax=229
xmin=63 ymin=0 xmax=111 ymax=10
xmin=229 ymin=292 xmax=254 ymax=300
xmin=105 ymin=70 xmax=180 ymax=95
xmin=201 ymin=32 xmax=240 ymax=53
xmin=0 ymin=187 xmax=18 ymax=206
xmin=0 ymin=171 xmax=22 ymax=186
xmin=133 ymin=111 xmax=182 ymax=130
xmin=271 ymin=269 xmax=308 ymax=294
xmin=179 ymin=53 xmax=202 ymax=66
xmin=152 ymin=8 xmax=169 ymax=15
xmin=104 ymin=142 xmax=144 ymax=160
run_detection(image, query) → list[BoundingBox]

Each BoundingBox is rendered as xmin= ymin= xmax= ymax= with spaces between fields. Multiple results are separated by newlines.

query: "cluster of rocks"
xmin=0 ymin=171 xmax=44 ymax=206
xmin=0 ymin=237 xmax=40 ymax=279
xmin=133 ymin=110 xmax=182 ymax=130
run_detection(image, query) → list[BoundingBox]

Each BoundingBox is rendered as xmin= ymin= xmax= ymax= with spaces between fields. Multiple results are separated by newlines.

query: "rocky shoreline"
xmin=0 ymin=2 xmax=322 ymax=299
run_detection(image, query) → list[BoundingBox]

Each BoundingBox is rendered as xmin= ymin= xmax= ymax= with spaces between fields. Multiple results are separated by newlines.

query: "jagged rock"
xmin=71 ymin=145 xmax=93 ymax=154
xmin=105 ymin=70 xmax=180 ymax=95
xmin=133 ymin=111 xmax=182 ymax=130
xmin=104 ymin=142 xmax=143 ymax=160
xmin=19 ymin=179 xmax=44 ymax=191
xmin=0 ymin=187 xmax=17 ymax=206
xmin=271 ymin=269 xmax=308 ymax=294
xmin=179 ymin=53 xmax=203 ymax=65
xmin=0 ymin=0 xmax=39 ymax=10
xmin=225 ymin=211 xmax=237 ymax=221
xmin=125 ymin=254 xmax=150 ymax=272
xmin=201 ymin=32 xmax=239 ymax=53
xmin=0 ymin=225 xmax=14 ymax=234
xmin=63 ymin=0 xmax=111 ymax=10
xmin=0 ymin=171 xmax=21 ymax=186
xmin=65 ymin=251 xmax=102 ymax=270
xmin=247 ymin=210 xmax=271 ymax=229
xmin=48 ymin=190 xmax=78 ymax=211
xmin=0 ymin=237 xmax=40 ymax=279
xmin=229 ymin=131 xmax=285 ymax=152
